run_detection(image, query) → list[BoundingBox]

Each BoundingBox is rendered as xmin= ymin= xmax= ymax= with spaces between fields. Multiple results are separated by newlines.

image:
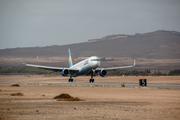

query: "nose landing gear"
xmin=89 ymin=70 xmax=95 ymax=83
xmin=89 ymin=78 xmax=94 ymax=83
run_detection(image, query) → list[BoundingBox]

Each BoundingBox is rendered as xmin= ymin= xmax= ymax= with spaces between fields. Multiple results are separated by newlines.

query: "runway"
xmin=0 ymin=81 xmax=180 ymax=89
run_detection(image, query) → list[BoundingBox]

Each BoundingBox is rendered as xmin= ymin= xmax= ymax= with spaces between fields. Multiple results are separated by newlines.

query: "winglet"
xmin=21 ymin=59 xmax=26 ymax=65
xmin=134 ymin=59 xmax=136 ymax=66
xmin=68 ymin=49 xmax=73 ymax=68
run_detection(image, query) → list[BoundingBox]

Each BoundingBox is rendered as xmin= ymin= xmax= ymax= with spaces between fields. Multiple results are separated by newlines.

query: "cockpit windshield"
xmin=91 ymin=59 xmax=100 ymax=61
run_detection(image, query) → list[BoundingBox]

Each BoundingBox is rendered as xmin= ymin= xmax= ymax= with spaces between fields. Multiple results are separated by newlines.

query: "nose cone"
xmin=92 ymin=61 xmax=100 ymax=68
xmin=90 ymin=56 xmax=100 ymax=68
xmin=97 ymin=61 xmax=100 ymax=67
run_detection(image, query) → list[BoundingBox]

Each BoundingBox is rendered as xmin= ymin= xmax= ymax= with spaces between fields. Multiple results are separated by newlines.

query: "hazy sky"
xmin=0 ymin=0 xmax=180 ymax=49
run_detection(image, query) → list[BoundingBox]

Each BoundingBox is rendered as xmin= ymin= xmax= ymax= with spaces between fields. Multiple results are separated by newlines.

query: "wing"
xmin=96 ymin=59 xmax=135 ymax=71
xmin=22 ymin=61 xmax=79 ymax=73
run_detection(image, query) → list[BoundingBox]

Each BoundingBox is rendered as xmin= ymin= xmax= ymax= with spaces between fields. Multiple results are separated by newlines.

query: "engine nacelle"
xmin=99 ymin=69 xmax=107 ymax=77
xmin=61 ymin=69 xmax=69 ymax=76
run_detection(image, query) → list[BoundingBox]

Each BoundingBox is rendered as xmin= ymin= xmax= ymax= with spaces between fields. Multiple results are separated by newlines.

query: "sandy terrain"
xmin=0 ymin=75 xmax=180 ymax=120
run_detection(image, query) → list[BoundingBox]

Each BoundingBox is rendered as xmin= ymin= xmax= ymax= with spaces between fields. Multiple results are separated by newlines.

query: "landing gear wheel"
xmin=69 ymin=79 xmax=73 ymax=82
xmin=89 ymin=79 xmax=94 ymax=83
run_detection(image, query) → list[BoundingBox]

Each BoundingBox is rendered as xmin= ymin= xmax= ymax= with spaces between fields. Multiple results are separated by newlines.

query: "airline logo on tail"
xmin=68 ymin=49 xmax=73 ymax=68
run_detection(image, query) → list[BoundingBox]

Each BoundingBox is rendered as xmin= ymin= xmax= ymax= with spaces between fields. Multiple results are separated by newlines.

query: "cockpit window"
xmin=91 ymin=59 xmax=100 ymax=61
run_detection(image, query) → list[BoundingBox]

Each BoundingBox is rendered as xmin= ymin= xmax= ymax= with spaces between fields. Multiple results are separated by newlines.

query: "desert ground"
xmin=0 ymin=75 xmax=180 ymax=120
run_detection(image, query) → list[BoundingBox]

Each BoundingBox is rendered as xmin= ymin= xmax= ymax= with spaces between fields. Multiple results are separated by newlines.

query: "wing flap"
xmin=24 ymin=63 xmax=64 ymax=71
xmin=96 ymin=59 xmax=135 ymax=71
xmin=22 ymin=62 xmax=78 ymax=72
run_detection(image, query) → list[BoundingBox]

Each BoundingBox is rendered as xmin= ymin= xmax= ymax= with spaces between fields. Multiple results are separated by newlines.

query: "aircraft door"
xmin=89 ymin=59 xmax=92 ymax=65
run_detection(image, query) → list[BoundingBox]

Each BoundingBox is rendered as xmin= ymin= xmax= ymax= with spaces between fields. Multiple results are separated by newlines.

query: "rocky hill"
xmin=0 ymin=30 xmax=180 ymax=70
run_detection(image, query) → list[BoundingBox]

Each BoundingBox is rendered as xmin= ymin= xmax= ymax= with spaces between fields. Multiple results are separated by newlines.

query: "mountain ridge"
xmin=0 ymin=30 xmax=180 ymax=70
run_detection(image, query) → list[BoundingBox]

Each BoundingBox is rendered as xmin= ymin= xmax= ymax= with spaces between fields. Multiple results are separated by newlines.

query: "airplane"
xmin=22 ymin=49 xmax=135 ymax=83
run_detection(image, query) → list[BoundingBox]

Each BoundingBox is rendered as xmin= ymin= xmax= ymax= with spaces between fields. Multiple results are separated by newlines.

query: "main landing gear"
xmin=68 ymin=72 xmax=95 ymax=83
xmin=69 ymin=76 xmax=73 ymax=82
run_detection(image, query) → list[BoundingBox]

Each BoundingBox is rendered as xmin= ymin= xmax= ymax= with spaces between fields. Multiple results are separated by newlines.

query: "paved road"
xmin=0 ymin=81 xmax=180 ymax=89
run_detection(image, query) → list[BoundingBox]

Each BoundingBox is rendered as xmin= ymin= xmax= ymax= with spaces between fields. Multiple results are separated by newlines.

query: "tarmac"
xmin=0 ymin=81 xmax=180 ymax=89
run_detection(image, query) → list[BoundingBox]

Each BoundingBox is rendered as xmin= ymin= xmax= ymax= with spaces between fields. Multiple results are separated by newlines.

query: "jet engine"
xmin=61 ymin=69 xmax=69 ymax=76
xmin=99 ymin=69 xmax=107 ymax=77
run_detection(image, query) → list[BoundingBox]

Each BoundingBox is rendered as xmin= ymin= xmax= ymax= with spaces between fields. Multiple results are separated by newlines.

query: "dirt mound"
xmin=53 ymin=93 xmax=84 ymax=101
xmin=53 ymin=93 xmax=72 ymax=99
xmin=10 ymin=93 xmax=24 ymax=96
xmin=11 ymin=84 xmax=20 ymax=87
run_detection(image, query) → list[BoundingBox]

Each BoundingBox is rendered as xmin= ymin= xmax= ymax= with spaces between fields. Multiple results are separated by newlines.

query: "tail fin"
xmin=68 ymin=49 xmax=73 ymax=68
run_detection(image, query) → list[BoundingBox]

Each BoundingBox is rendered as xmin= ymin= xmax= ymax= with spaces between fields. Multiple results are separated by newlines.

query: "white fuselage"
xmin=70 ymin=56 xmax=100 ymax=76
xmin=23 ymin=48 xmax=135 ymax=83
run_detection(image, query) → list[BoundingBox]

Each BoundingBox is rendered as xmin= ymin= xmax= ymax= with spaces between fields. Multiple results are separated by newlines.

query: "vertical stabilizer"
xmin=68 ymin=49 xmax=73 ymax=68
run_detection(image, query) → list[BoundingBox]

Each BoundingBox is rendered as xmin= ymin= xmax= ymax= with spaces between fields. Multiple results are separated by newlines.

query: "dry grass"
xmin=121 ymin=82 xmax=125 ymax=87
xmin=10 ymin=93 xmax=24 ymax=96
xmin=53 ymin=93 xmax=84 ymax=101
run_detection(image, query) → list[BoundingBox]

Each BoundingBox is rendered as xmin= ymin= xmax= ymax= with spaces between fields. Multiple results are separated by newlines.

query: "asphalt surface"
xmin=0 ymin=81 xmax=180 ymax=89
